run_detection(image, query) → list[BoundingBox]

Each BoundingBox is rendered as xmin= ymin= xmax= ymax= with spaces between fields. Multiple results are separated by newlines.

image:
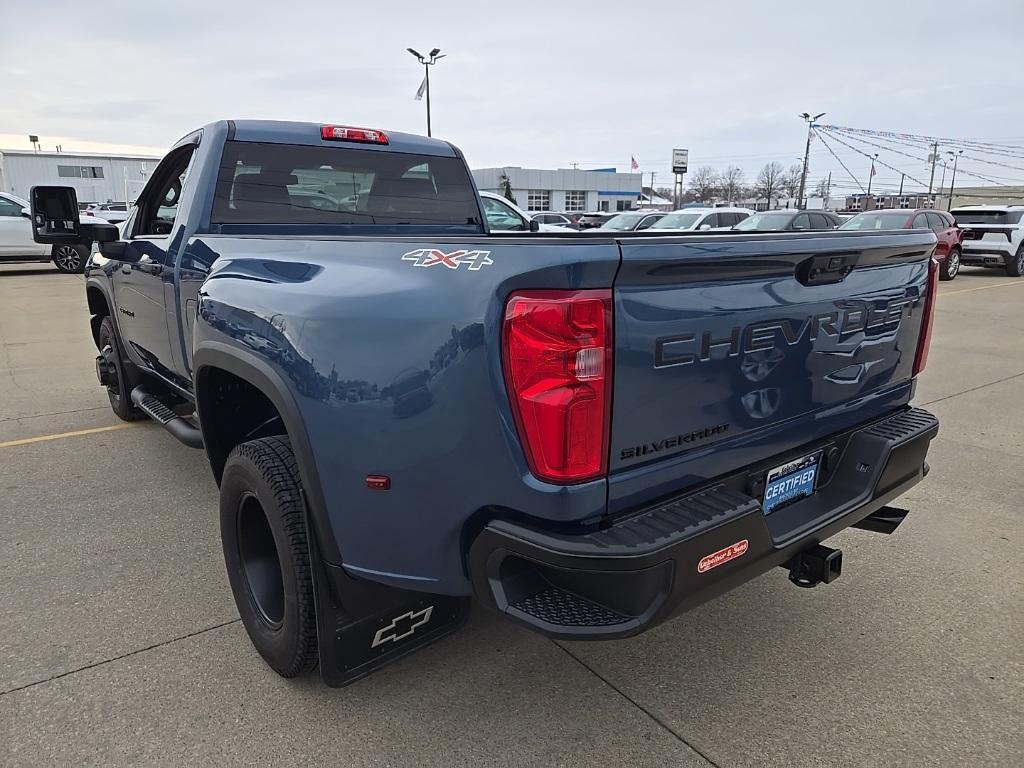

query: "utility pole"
xmin=407 ymin=48 xmax=445 ymax=137
xmin=947 ymin=150 xmax=963 ymax=210
xmin=650 ymin=171 xmax=656 ymax=206
xmin=927 ymin=141 xmax=939 ymax=198
xmin=898 ymin=173 xmax=905 ymax=197
xmin=824 ymin=171 xmax=832 ymax=208
xmin=797 ymin=112 xmax=825 ymax=210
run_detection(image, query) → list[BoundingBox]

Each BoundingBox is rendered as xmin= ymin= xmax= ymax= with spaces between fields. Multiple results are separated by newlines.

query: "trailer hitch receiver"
xmin=786 ymin=544 xmax=842 ymax=588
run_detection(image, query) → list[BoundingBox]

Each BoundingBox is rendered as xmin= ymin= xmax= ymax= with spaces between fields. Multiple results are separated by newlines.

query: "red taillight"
xmin=503 ymin=290 xmax=612 ymax=484
xmin=320 ymin=125 xmax=389 ymax=144
xmin=913 ymin=257 xmax=940 ymax=376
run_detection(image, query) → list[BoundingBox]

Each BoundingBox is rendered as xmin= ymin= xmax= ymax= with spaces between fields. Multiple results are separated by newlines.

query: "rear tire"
xmin=939 ymin=248 xmax=960 ymax=281
xmin=51 ymin=244 xmax=88 ymax=274
xmin=97 ymin=316 xmax=145 ymax=421
xmin=220 ymin=436 xmax=318 ymax=678
xmin=1007 ymin=244 xmax=1024 ymax=277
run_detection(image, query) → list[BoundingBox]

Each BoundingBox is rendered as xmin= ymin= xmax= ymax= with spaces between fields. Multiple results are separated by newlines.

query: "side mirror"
xmin=30 ymin=185 xmax=81 ymax=243
xmin=20 ymin=206 xmax=31 ymax=219
xmin=93 ymin=223 xmax=120 ymax=243
xmin=698 ymin=224 xmax=712 ymax=231
xmin=93 ymin=223 xmax=128 ymax=259
xmin=528 ymin=218 xmax=541 ymax=232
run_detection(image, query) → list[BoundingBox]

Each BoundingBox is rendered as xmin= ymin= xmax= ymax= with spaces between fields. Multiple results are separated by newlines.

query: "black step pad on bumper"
xmin=469 ymin=407 xmax=938 ymax=640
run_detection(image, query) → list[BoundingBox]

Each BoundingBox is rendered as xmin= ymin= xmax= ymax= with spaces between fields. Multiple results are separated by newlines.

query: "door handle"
xmin=797 ymin=252 xmax=860 ymax=286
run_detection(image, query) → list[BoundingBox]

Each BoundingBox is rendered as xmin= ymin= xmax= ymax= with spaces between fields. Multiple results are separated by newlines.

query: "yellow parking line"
xmin=940 ymin=281 xmax=1024 ymax=297
xmin=0 ymin=422 xmax=141 ymax=449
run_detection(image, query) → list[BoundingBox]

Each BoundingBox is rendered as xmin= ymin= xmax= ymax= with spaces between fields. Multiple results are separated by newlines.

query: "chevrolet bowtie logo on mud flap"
xmin=370 ymin=606 xmax=434 ymax=648
xmin=401 ymin=248 xmax=494 ymax=270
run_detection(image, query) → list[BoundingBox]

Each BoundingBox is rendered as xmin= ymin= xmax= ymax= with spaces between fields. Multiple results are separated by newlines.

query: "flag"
xmin=630 ymin=156 xmax=639 ymax=171
xmin=414 ymin=77 xmax=426 ymax=101
xmin=870 ymin=163 xmax=877 ymax=177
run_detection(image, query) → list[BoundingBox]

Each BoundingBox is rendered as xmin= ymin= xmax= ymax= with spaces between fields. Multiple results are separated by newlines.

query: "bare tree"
xmin=813 ymin=177 xmax=831 ymax=200
xmin=719 ymin=166 xmax=746 ymax=203
xmin=755 ymin=162 xmax=787 ymax=208
xmin=780 ymin=163 xmax=804 ymax=201
xmin=687 ymin=166 xmax=720 ymax=203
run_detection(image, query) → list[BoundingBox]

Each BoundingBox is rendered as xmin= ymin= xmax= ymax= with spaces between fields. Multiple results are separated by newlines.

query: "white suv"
xmin=950 ymin=205 xmax=1024 ymax=277
xmin=647 ymin=206 xmax=755 ymax=232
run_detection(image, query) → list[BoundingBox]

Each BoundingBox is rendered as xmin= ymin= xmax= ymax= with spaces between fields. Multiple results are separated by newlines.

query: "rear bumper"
xmin=469 ymin=407 xmax=938 ymax=640
xmin=961 ymin=242 xmax=1013 ymax=265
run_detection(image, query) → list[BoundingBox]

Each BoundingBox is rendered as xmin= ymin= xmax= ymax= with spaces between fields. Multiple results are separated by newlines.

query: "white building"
xmin=0 ymin=149 xmax=163 ymax=207
xmin=472 ymin=167 xmax=643 ymax=213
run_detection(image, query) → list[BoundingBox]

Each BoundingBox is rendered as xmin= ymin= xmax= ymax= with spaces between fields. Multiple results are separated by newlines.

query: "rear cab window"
xmin=211 ymin=141 xmax=482 ymax=232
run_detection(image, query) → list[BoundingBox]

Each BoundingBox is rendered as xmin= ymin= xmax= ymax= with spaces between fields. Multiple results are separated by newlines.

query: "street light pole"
xmin=407 ymin=47 xmax=445 ymax=137
xmin=796 ymin=111 xmax=825 ymax=210
xmin=947 ymin=150 xmax=963 ymax=210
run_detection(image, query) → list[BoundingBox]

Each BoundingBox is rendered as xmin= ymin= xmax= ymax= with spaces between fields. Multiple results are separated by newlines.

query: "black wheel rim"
xmin=237 ymin=492 xmax=285 ymax=628
xmin=99 ymin=338 xmax=122 ymax=403
xmin=54 ymin=246 xmax=82 ymax=271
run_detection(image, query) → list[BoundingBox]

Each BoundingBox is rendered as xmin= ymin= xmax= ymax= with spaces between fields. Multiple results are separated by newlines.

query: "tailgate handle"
xmin=797 ymin=252 xmax=859 ymax=286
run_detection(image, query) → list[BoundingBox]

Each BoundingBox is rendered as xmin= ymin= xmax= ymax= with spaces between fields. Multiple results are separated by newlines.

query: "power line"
xmin=820 ymin=124 xmax=1024 ymax=154
xmin=823 ymin=126 xmax=1024 ymax=178
xmin=818 ymin=126 xmax=1006 ymax=186
xmin=817 ymin=128 xmax=929 ymax=187
xmin=814 ymin=131 xmax=865 ymax=193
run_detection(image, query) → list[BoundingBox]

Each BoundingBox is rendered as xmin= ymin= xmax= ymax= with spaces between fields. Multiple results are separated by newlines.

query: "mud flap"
xmin=305 ymin=511 xmax=470 ymax=687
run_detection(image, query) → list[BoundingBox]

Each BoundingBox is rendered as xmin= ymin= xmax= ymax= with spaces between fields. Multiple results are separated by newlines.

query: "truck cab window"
xmin=137 ymin=146 xmax=196 ymax=237
xmin=0 ymin=197 xmax=23 ymax=217
xmin=482 ymin=196 xmax=526 ymax=231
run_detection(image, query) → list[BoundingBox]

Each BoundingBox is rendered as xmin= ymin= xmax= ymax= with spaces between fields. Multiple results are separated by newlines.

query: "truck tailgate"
xmin=609 ymin=230 xmax=936 ymax=512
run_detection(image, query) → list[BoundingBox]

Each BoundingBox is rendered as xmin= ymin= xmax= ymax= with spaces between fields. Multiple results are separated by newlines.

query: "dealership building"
xmin=472 ymin=167 xmax=643 ymax=213
xmin=0 ymin=149 xmax=162 ymax=207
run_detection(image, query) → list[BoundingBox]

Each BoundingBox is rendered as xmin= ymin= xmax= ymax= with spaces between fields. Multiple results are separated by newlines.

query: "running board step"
xmin=130 ymin=386 xmax=204 ymax=449
xmin=511 ymin=586 xmax=631 ymax=628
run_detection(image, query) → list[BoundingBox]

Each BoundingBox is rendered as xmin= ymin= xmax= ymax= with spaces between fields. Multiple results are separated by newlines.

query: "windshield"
xmin=733 ymin=212 xmax=794 ymax=231
xmin=839 ymin=212 xmax=913 ymax=230
xmin=951 ymin=210 xmax=1023 ymax=225
xmin=599 ymin=213 xmax=646 ymax=230
xmin=651 ymin=212 xmax=702 ymax=229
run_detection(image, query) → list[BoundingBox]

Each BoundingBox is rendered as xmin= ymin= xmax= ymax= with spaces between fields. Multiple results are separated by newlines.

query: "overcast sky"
xmin=2 ymin=0 xmax=1023 ymax=196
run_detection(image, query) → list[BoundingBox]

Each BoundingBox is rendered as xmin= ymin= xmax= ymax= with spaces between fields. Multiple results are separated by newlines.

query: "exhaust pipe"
xmin=852 ymin=506 xmax=910 ymax=535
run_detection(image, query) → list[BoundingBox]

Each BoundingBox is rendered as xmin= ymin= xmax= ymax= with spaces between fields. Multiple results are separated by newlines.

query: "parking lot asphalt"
xmin=1 ymin=262 xmax=1022 ymax=767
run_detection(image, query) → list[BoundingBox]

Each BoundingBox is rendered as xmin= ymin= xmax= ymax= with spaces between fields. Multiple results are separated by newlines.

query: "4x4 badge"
xmin=371 ymin=606 xmax=434 ymax=648
xmin=401 ymin=248 xmax=493 ymax=270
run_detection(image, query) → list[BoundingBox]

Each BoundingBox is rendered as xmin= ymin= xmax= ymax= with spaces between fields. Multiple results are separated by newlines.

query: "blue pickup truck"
xmin=30 ymin=120 xmax=939 ymax=686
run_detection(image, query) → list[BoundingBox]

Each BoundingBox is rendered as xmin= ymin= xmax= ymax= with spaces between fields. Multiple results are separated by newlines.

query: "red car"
xmin=840 ymin=209 xmax=963 ymax=280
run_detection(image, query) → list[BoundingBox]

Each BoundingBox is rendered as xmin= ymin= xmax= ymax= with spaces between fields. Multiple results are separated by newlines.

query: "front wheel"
xmin=220 ymin=436 xmax=318 ymax=678
xmin=1007 ymin=244 xmax=1024 ymax=277
xmin=940 ymin=248 xmax=960 ymax=281
xmin=97 ymin=316 xmax=144 ymax=421
xmin=51 ymin=244 xmax=88 ymax=274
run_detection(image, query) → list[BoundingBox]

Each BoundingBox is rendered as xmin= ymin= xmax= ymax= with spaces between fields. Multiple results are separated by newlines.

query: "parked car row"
xmin=4 ymin=177 xmax=1021 ymax=281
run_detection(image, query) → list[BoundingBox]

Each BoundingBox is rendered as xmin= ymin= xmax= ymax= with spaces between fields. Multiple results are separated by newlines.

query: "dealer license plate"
xmin=762 ymin=452 xmax=821 ymax=514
